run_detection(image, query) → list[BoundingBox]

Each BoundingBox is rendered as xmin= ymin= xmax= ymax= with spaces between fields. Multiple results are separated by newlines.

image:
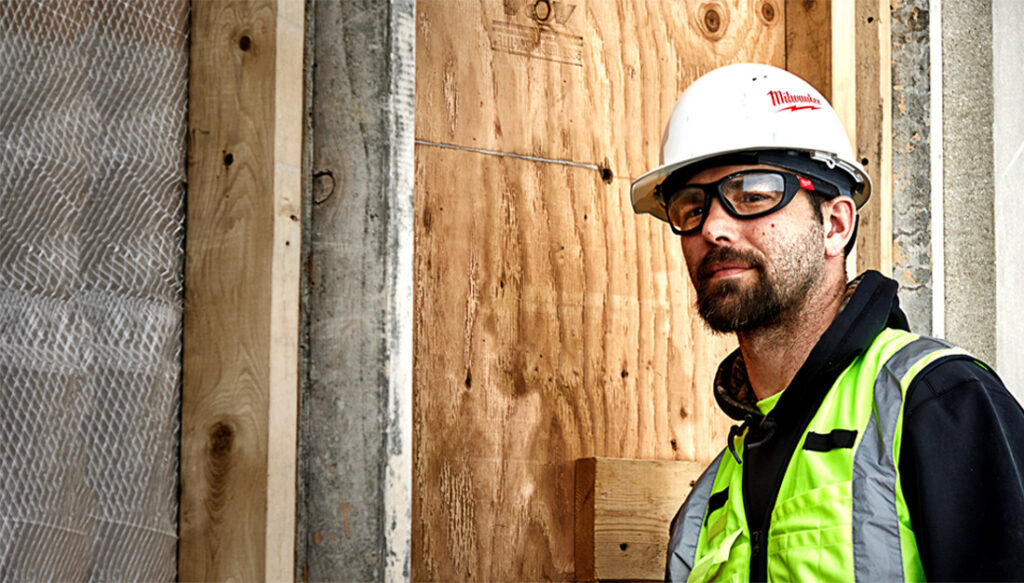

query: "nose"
xmin=700 ymin=197 xmax=738 ymax=243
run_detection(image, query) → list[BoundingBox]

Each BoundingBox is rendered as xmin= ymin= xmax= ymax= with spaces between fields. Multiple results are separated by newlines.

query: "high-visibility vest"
xmin=667 ymin=329 xmax=973 ymax=582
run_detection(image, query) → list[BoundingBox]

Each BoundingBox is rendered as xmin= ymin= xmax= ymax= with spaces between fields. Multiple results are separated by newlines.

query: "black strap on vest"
xmin=803 ymin=429 xmax=858 ymax=452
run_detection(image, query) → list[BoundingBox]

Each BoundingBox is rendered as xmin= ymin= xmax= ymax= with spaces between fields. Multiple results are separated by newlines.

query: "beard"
xmin=693 ymin=225 xmax=825 ymax=333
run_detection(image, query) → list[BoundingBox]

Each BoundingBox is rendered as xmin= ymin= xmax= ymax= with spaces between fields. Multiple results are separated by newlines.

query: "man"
xmin=630 ymin=63 xmax=1024 ymax=582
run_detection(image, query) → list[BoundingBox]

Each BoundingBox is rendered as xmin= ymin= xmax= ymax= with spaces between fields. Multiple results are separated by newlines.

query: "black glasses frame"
xmin=660 ymin=170 xmax=837 ymax=236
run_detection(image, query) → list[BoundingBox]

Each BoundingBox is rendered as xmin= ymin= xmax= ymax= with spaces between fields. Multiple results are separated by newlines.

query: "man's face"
xmin=677 ymin=164 xmax=826 ymax=333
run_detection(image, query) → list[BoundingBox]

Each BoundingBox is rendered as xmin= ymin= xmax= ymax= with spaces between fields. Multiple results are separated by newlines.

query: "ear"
xmin=822 ymin=196 xmax=856 ymax=258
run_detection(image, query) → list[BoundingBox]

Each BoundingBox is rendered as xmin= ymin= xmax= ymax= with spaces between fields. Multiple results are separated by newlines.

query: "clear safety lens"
xmin=665 ymin=171 xmax=788 ymax=233
xmin=722 ymin=173 xmax=785 ymax=213
xmin=665 ymin=188 xmax=707 ymax=233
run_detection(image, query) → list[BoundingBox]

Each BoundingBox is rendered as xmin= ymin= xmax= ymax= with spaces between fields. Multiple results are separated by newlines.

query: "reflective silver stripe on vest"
xmin=852 ymin=336 xmax=951 ymax=582
xmin=666 ymin=451 xmax=725 ymax=582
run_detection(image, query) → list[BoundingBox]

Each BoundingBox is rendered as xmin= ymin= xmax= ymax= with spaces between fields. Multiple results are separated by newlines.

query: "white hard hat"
xmin=631 ymin=63 xmax=871 ymax=223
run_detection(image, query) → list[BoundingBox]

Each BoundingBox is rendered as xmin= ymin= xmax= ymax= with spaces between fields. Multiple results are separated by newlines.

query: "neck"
xmin=736 ymin=270 xmax=847 ymax=401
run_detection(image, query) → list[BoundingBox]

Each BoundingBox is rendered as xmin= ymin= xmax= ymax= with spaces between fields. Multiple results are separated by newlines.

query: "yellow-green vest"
xmin=667 ymin=329 xmax=973 ymax=582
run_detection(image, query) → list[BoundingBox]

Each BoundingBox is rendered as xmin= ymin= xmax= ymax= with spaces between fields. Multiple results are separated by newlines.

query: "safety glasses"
xmin=660 ymin=170 xmax=838 ymax=235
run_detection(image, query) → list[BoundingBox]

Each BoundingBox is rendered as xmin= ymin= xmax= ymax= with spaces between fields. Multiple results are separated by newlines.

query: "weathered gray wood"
xmin=296 ymin=0 xmax=414 ymax=580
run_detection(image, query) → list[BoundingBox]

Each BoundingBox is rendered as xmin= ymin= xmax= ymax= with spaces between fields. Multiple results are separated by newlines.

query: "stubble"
xmin=694 ymin=222 xmax=825 ymax=333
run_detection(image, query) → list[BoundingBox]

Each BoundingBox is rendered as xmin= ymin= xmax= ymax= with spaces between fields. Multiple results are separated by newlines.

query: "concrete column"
xmin=993 ymin=0 xmax=1024 ymax=400
xmin=941 ymin=0 xmax=996 ymax=364
xmin=296 ymin=0 xmax=415 ymax=580
xmin=891 ymin=0 xmax=935 ymax=334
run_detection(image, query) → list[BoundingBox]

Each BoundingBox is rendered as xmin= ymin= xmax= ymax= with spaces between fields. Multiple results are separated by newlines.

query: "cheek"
xmin=755 ymin=223 xmax=776 ymax=238
xmin=679 ymin=241 xmax=703 ymax=277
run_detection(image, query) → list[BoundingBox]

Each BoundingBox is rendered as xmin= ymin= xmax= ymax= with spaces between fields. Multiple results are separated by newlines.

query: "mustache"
xmin=697 ymin=247 xmax=766 ymax=280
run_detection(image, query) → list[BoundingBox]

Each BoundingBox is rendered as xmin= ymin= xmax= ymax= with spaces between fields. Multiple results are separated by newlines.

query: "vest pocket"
xmin=688 ymin=529 xmax=746 ymax=583
xmin=767 ymin=481 xmax=854 ymax=582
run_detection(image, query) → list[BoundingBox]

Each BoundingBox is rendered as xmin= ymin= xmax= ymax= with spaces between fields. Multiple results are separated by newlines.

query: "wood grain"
xmin=180 ymin=1 xmax=303 ymax=580
xmin=414 ymin=3 xmax=784 ymax=579
xmin=785 ymin=0 xmax=831 ymax=100
xmin=575 ymin=458 xmax=707 ymax=581
xmin=854 ymin=0 xmax=893 ymax=275
xmin=830 ymin=0 xmax=857 ymax=144
xmin=416 ymin=0 xmax=786 ymax=183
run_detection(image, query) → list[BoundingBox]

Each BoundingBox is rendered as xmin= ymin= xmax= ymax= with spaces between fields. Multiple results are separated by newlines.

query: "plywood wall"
xmin=413 ymin=1 xmax=786 ymax=580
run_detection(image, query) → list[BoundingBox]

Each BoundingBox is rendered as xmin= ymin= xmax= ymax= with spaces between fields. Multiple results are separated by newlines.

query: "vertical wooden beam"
xmin=786 ymin=0 xmax=892 ymax=276
xmin=830 ymin=0 xmax=857 ymax=144
xmin=854 ymin=0 xmax=893 ymax=275
xmin=785 ymin=0 xmax=832 ymax=101
xmin=830 ymin=0 xmax=858 ymax=275
xmin=180 ymin=0 xmax=304 ymax=580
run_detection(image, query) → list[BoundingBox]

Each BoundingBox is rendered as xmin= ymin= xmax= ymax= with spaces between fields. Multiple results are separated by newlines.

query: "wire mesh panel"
xmin=0 ymin=1 xmax=188 ymax=579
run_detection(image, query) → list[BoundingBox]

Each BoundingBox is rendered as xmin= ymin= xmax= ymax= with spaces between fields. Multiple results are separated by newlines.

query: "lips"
xmin=704 ymin=263 xmax=752 ymax=279
xmin=697 ymin=248 xmax=764 ymax=281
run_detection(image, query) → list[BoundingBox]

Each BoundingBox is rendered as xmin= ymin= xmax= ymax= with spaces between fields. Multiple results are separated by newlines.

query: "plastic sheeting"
xmin=0 ymin=1 xmax=188 ymax=579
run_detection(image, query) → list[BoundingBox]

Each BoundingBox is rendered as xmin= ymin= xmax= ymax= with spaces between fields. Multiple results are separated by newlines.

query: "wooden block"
xmin=180 ymin=0 xmax=303 ymax=580
xmin=575 ymin=457 xmax=707 ymax=582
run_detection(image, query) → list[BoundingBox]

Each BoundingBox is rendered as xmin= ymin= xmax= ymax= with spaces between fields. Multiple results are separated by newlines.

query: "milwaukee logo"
xmin=767 ymin=90 xmax=822 ymax=111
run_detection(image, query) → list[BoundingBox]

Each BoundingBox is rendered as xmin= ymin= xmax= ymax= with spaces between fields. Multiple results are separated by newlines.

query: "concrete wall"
xmin=296 ymin=0 xmax=415 ymax=580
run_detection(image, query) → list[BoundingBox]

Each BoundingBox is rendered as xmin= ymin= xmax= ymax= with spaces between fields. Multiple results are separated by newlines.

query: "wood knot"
xmin=312 ymin=170 xmax=336 ymax=205
xmin=531 ymin=0 xmax=552 ymax=22
xmin=759 ymin=0 xmax=777 ymax=24
xmin=704 ymin=9 xmax=720 ymax=32
xmin=697 ymin=2 xmax=729 ymax=40
xmin=204 ymin=420 xmax=237 ymax=516
xmin=238 ymin=35 xmax=252 ymax=51
xmin=209 ymin=421 xmax=234 ymax=459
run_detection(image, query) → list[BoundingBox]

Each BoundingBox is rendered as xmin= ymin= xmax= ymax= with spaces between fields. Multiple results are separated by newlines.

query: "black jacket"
xmin=708 ymin=271 xmax=1024 ymax=582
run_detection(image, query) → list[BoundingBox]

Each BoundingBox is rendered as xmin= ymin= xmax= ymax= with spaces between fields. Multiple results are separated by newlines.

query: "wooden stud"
xmin=785 ymin=0 xmax=832 ymax=101
xmin=574 ymin=458 xmax=707 ymax=582
xmin=786 ymin=0 xmax=893 ymax=276
xmin=830 ymin=0 xmax=858 ymax=275
xmin=831 ymin=0 xmax=857 ymax=145
xmin=854 ymin=0 xmax=893 ymax=275
xmin=180 ymin=0 xmax=303 ymax=580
